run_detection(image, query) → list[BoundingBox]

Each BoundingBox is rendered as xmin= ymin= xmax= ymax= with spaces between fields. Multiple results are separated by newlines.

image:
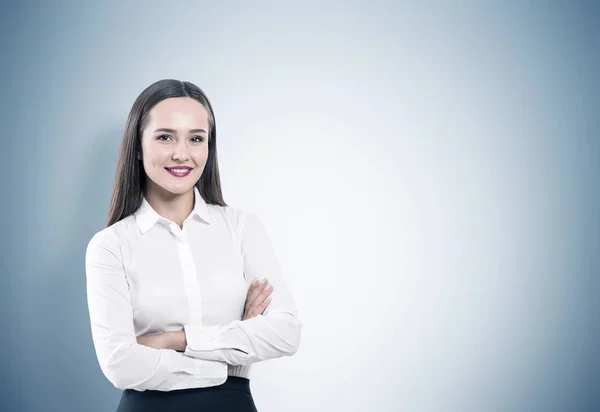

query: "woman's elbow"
xmin=100 ymin=361 xmax=140 ymax=390
xmin=281 ymin=315 xmax=302 ymax=356
xmin=99 ymin=349 xmax=149 ymax=390
xmin=101 ymin=363 xmax=132 ymax=390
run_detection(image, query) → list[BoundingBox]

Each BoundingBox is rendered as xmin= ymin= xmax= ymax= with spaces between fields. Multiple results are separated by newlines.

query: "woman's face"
xmin=140 ymin=97 xmax=209 ymax=197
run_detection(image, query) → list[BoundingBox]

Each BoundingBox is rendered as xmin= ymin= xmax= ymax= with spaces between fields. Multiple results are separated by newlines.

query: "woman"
xmin=85 ymin=79 xmax=302 ymax=412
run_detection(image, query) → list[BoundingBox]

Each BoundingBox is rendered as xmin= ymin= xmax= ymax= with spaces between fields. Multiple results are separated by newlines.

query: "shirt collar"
xmin=135 ymin=186 xmax=211 ymax=234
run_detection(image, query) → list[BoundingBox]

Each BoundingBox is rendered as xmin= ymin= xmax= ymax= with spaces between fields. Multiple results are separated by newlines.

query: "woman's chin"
xmin=150 ymin=181 xmax=195 ymax=197
xmin=165 ymin=185 xmax=194 ymax=196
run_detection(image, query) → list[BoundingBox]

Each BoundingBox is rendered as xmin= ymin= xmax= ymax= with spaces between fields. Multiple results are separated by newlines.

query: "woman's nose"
xmin=172 ymin=144 xmax=190 ymax=161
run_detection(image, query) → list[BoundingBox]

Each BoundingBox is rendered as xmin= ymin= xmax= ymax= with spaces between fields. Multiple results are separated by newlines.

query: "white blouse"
xmin=85 ymin=186 xmax=302 ymax=391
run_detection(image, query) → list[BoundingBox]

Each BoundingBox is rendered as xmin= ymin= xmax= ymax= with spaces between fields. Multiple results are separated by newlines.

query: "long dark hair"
xmin=106 ymin=79 xmax=227 ymax=228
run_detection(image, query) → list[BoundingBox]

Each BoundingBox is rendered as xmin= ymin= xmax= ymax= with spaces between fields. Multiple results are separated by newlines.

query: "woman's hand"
xmin=137 ymin=333 xmax=170 ymax=350
xmin=243 ymin=279 xmax=273 ymax=320
xmin=137 ymin=331 xmax=186 ymax=351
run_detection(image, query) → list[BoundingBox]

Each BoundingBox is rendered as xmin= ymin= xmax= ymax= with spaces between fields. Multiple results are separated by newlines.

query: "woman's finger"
xmin=252 ymin=296 xmax=272 ymax=316
xmin=245 ymin=296 xmax=271 ymax=320
xmin=253 ymin=285 xmax=273 ymax=308
xmin=247 ymin=279 xmax=269 ymax=308
xmin=244 ymin=281 xmax=259 ymax=307
xmin=243 ymin=279 xmax=274 ymax=320
xmin=260 ymin=298 xmax=272 ymax=314
xmin=261 ymin=284 xmax=274 ymax=298
xmin=248 ymin=285 xmax=273 ymax=313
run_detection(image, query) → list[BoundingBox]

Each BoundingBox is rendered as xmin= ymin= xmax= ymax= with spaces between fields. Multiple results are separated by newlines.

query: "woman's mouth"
xmin=165 ymin=167 xmax=193 ymax=177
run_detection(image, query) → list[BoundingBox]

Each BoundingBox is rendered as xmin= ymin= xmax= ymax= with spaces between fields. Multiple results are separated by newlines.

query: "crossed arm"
xmin=137 ymin=278 xmax=276 ymax=352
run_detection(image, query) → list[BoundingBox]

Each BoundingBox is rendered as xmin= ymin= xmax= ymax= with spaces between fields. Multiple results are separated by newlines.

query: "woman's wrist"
xmin=165 ymin=330 xmax=187 ymax=352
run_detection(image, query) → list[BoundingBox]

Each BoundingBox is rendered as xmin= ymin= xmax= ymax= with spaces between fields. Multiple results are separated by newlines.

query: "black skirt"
xmin=116 ymin=376 xmax=258 ymax=412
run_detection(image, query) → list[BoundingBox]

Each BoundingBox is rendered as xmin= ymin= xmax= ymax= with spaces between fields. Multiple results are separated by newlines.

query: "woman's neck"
xmin=145 ymin=184 xmax=195 ymax=229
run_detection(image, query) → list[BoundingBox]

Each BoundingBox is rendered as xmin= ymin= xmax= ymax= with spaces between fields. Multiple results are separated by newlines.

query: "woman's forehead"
xmin=147 ymin=97 xmax=209 ymax=128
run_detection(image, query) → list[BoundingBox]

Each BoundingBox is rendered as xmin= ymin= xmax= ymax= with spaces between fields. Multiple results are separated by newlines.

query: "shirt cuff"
xmin=184 ymin=324 xmax=231 ymax=352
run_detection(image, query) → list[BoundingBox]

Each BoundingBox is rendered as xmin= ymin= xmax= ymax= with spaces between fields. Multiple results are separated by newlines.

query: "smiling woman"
xmin=85 ymin=79 xmax=302 ymax=412
xmin=105 ymin=80 xmax=224 ymax=228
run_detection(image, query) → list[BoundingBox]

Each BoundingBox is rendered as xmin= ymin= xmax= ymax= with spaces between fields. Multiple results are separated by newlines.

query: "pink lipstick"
xmin=165 ymin=167 xmax=193 ymax=177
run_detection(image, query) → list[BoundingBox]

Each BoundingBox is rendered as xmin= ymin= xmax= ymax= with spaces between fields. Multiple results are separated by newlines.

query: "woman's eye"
xmin=157 ymin=134 xmax=172 ymax=141
xmin=191 ymin=136 xmax=204 ymax=143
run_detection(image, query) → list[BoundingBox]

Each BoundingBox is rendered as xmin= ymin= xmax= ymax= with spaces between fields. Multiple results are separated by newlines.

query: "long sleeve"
xmin=183 ymin=211 xmax=302 ymax=366
xmin=85 ymin=231 xmax=226 ymax=391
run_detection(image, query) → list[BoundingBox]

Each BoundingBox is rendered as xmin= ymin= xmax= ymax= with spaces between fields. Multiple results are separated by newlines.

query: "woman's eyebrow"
xmin=153 ymin=128 xmax=207 ymax=133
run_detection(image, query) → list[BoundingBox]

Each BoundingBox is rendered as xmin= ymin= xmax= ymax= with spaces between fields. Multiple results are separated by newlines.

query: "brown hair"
xmin=106 ymin=79 xmax=227 ymax=227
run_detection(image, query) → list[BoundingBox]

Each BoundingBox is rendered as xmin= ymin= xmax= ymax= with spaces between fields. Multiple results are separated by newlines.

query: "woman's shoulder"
xmin=207 ymin=203 xmax=261 ymax=230
xmin=208 ymin=203 xmax=244 ymax=224
xmin=211 ymin=204 xmax=269 ymax=238
xmin=86 ymin=215 xmax=136 ymax=252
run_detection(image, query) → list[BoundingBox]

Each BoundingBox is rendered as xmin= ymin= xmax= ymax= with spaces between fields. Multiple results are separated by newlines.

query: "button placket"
xmin=174 ymin=226 xmax=203 ymax=326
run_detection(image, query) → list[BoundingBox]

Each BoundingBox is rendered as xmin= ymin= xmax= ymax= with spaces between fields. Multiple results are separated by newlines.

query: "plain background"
xmin=1 ymin=1 xmax=598 ymax=411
